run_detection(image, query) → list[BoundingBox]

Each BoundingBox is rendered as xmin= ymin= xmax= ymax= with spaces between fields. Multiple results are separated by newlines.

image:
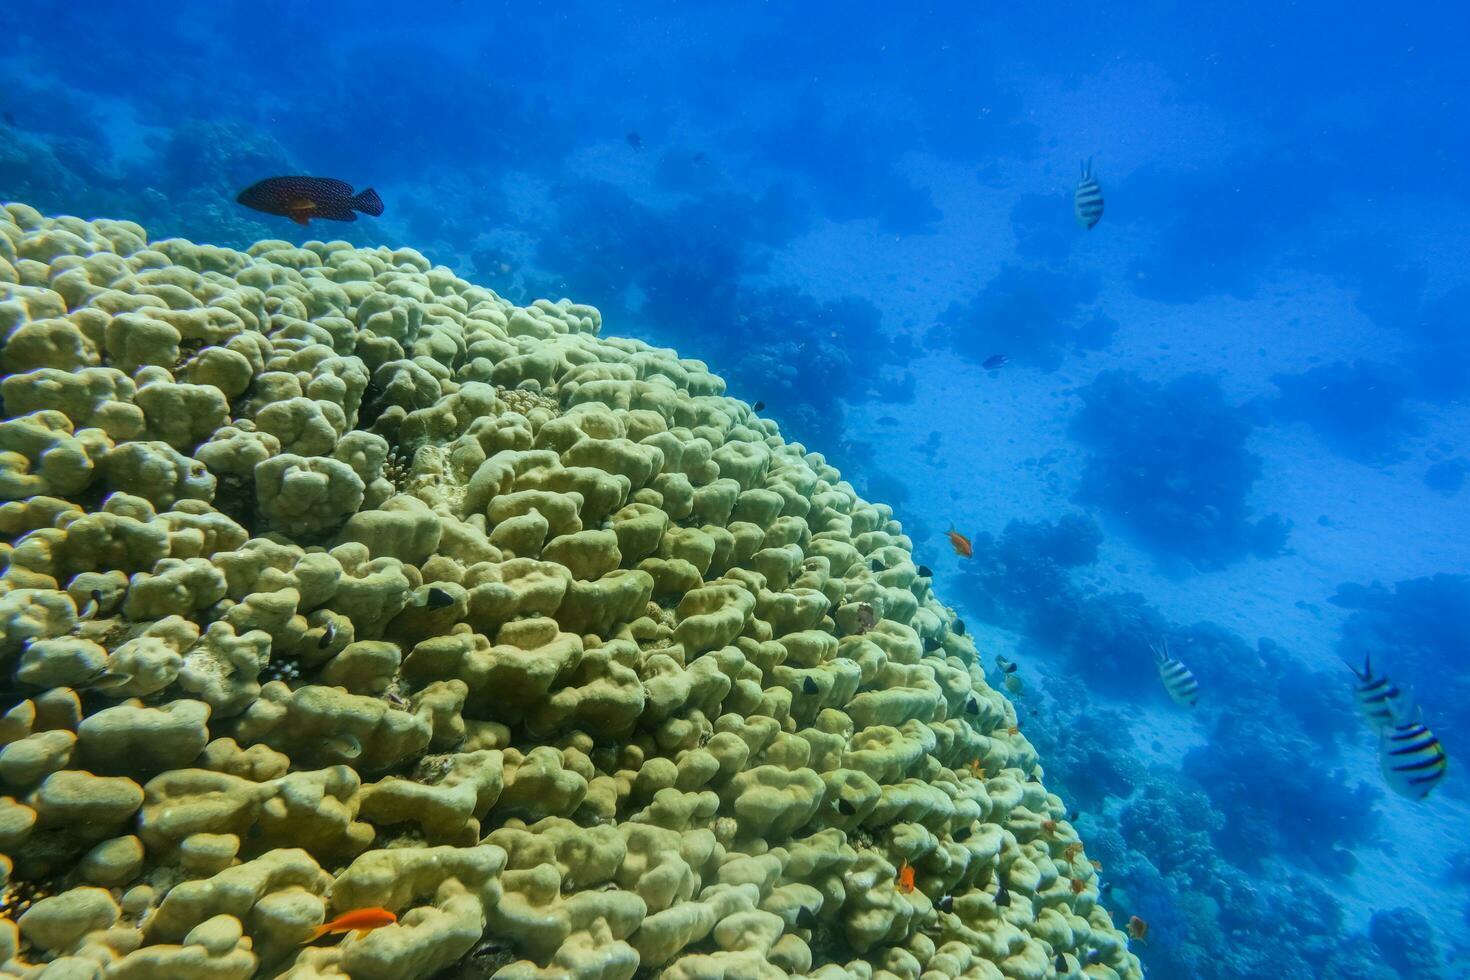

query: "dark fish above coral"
xmin=237 ymin=176 xmax=384 ymax=226
xmin=982 ymin=354 xmax=1009 ymax=370
xmin=1075 ymin=158 xmax=1104 ymax=230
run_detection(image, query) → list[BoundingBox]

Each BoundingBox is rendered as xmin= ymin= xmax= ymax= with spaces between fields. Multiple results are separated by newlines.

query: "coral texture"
xmin=0 ymin=203 xmax=1140 ymax=979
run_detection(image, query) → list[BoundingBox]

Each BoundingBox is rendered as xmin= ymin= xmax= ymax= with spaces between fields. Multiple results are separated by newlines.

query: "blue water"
xmin=4 ymin=2 xmax=1468 ymax=976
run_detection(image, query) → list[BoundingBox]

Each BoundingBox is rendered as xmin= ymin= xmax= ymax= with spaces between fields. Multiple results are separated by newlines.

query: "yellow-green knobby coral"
xmin=0 ymin=202 xmax=1141 ymax=980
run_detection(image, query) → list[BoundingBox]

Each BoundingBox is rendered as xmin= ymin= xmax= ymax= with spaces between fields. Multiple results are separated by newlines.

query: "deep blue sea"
xmin=3 ymin=2 xmax=1468 ymax=977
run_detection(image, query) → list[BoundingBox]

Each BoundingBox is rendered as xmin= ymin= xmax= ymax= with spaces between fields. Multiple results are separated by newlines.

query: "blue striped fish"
xmin=1348 ymin=655 xmax=1408 ymax=733
xmin=1152 ymin=639 xmax=1199 ymax=707
xmin=1074 ymin=158 xmax=1104 ymax=230
xmin=1379 ymin=706 xmax=1448 ymax=801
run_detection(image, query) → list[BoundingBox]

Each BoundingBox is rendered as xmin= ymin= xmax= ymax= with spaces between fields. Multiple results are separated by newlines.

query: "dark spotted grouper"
xmin=237 ymin=176 xmax=383 ymax=225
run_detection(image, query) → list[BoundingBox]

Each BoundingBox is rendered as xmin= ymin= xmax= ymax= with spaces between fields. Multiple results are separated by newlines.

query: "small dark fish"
xmin=1055 ymin=953 xmax=1068 ymax=973
xmin=318 ymin=623 xmax=335 ymax=649
xmin=982 ymin=354 xmax=1010 ymax=370
xmin=626 ymin=131 xmax=644 ymax=151
xmin=923 ymin=635 xmax=941 ymax=653
xmin=1380 ymin=708 xmax=1449 ymax=800
xmin=916 ymin=565 xmax=933 ymax=578
xmin=1027 ymin=773 xmax=1040 ymax=783
xmin=856 ymin=603 xmax=878 ymax=635
xmin=1087 ymin=949 xmax=1103 ymax=965
xmin=802 ymin=676 xmax=818 ymax=695
xmin=795 ymin=904 xmax=817 ymax=928
xmin=237 ymin=176 xmax=384 ymax=226
xmin=1068 ymin=810 xmax=1079 ymax=822
xmin=1350 ymin=654 xmax=1408 ymax=733
xmin=869 ymin=559 xmax=884 ymax=572
xmin=953 ymin=825 xmax=972 ymax=842
xmin=936 ymin=894 xmax=953 ymax=913
xmin=1075 ymin=158 xmax=1105 ymax=230
xmin=1100 ymin=882 xmax=1114 ymax=896
xmin=965 ymin=697 xmax=979 ymax=715
xmin=837 ymin=798 xmax=856 ymax=815
xmin=953 ymin=618 xmax=965 ymax=636
xmin=994 ymin=881 xmax=1011 ymax=907
xmin=425 ymin=587 xmax=454 ymax=609
xmin=996 ymin=655 xmax=1018 ymax=674
xmin=752 ymin=400 xmax=765 ymax=412
xmin=90 ymin=588 xmax=103 ymax=603
xmin=1153 ymin=638 xmax=1200 ymax=707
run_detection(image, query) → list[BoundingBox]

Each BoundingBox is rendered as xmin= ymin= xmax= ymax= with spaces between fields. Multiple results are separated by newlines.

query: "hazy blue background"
xmin=3 ymin=2 xmax=1468 ymax=976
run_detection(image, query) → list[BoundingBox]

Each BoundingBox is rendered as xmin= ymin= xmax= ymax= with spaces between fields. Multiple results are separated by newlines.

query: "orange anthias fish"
xmin=1070 ymin=878 xmax=1086 ymax=895
xmin=897 ymin=860 xmax=916 ymax=894
xmin=968 ymin=758 xmax=986 ymax=778
xmin=304 ymin=907 xmax=398 ymax=943
xmin=946 ymin=526 xmax=973 ymax=558
xmin=1063 ymin=842 xmax=1084 ymax=862
xmin=1127 ymin=915 xmax=1149 ymax=943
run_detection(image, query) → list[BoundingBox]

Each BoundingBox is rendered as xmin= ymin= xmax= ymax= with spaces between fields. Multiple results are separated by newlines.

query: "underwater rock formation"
xmin=0 ymin=202 xmax=1142 ymax=979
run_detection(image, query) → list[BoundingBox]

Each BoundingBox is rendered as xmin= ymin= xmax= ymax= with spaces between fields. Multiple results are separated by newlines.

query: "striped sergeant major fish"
xmin=1348 ymin=654 xmax=1408 ymax=733
xmin=1151 ymin=638 xmax=1199 ymax=707
xmin=1379 ymin=704 xmax=1448 ymax=801
xmin=1074 ymin=158 xmax=1104 ymax=230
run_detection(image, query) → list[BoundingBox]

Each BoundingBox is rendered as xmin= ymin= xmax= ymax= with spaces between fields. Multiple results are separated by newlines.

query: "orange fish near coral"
xmin=1070 ymin=878 xmax=1086 ymax=895
xmin=968 ymin=758 xmax=986 ymax=778
xmin=304 ymin=907 xmax=398 ymax=943
xmin=946 ymin=526 xmax=972 ymax=558
xmin=1064 ymin=842 xmax=1084 ymax=862
xmin=1091 ymin=859 xmax=1103 ymax=872
xmin=897 ymin=860 xmax=916 ymax=894
xmin=1127 ymin=915 xmax=1148 ymax=943
xmin=1040 ymin=819 xmax=1057 ymax=835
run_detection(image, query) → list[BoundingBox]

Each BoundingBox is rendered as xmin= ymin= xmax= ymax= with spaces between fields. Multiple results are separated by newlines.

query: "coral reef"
xmin=1071 ymin=370 xmax=1290 ymax=570
xmin=0 ymin=203 xmax=1139 ymax=978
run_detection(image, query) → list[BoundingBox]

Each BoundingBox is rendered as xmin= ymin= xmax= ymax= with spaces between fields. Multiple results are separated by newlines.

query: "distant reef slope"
xmin=0 ymin=203 xmax=1141 ymax=980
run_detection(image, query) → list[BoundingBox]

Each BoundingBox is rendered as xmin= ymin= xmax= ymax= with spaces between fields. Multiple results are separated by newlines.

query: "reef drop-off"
xmin=0 ymin=202 xmax=1142 ymax=980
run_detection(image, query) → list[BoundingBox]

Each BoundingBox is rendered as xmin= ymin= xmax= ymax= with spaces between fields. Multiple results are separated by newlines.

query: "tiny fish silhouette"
xmin=425 ymin=587 xmax=454 ymax=609
xmin=936 ymin=894 xmax=953 ymax=913
xmin=626 ymin=131 xmax=644 ymax=151
xmin=802 ymin=676 xmax=819 ymax=695
xmin=305 ymin=906 xmax=397 ymax=943
xmin=1075 ymin=158 xmax=1104 ymax=229
xmin=916 ymin=564 xmax=933 ymax=578
xmin=238 ymin=176 xmax=383 ymax=226
xmin=752 ymin=400 xmax=765 ymax=411
xmin=982 ymin=354 xmax=1009 ymax=370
